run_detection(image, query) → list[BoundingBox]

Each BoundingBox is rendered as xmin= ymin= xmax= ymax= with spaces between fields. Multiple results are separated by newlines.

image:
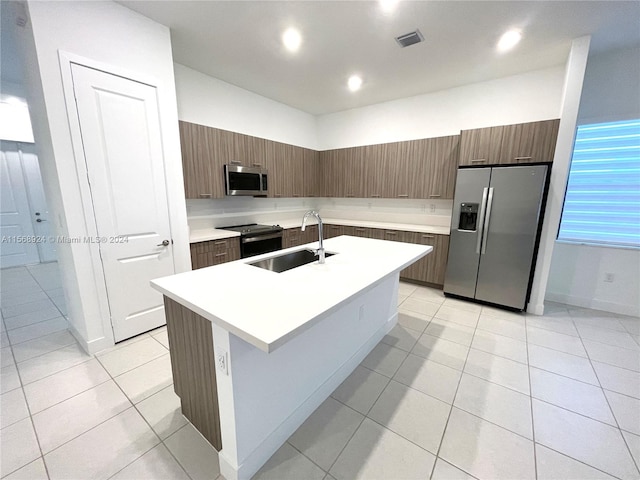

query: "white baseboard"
xmin=545 ymin=292 xmax=640 ymax=317
xmin=68 ymin=322 xmax=114 ymax=355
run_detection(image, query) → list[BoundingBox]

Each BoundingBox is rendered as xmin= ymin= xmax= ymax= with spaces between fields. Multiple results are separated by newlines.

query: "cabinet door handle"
xmin=252 ymin=163 xmax=263 ymax=166
xmin=397 ymin=194 xmax=408 ymax=198
xmin=422 ymin=234 xmax=435 ymax=239
xmin=470 ymin=159 xmax=487 ymax=163
xmin=230 ymin=160 xmax=242 ymax=165
xmin=385 ymin=231 xmax=397 ymax=235
xmin=515 ymin=156 xmax=532 ymax=162
xmin=355 ymin=228 xmax=366 ymax=231
xmin=215 ymin=252 xmax=227 ymax=257
xmin=214 ymin=241 xmax=226 ymax=245
xmin=199 ymin=193 xmax=212 ymax=198
xmin=428 ymin=194 xmax=441 ymax=198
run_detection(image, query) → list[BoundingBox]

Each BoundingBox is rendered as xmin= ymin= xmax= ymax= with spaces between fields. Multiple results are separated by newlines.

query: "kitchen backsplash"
xmin=187 ymin=197 xmax=452 ymax=231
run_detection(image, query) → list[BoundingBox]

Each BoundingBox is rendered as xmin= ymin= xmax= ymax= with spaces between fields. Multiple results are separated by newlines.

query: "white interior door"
xmin=20 ymin=143 xmax=57 ymax=263
xmin=70 ymin=63 xmax=175 ymax=342
xmin=0 ymin=141 xmax=40 ymax=268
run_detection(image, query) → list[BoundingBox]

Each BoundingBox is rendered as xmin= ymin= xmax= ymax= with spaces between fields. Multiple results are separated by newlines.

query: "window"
xmin=558 ymin=119 xmax=640 ymax=248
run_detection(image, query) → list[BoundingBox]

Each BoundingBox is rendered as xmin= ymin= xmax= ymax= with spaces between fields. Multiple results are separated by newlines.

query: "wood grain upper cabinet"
xmin=459 ymin=126 xmax=504 ymax=166
xmin=228 ymin=131 xmax=267 ymax=168
xmin=497 ymin=119 xmax=560 ymax=164
xmin=459 ymin=120 xmax=559 ymax=166
xmin=179 ymin=121 xmax=226 ymax=199
xmin=265 ymin=141 xmax=292 ymax=198
xmin=409 ymin=136 xmax=460 ymax=199
xmin=303 ymin=149 xmax=321 ymax=197
xmin=321 ymin=147 xmax=365 ymax=198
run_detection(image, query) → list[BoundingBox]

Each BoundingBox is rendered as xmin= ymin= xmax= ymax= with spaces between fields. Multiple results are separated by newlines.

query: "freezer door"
xmin=444 ymin=168 xmax=491 ymax=299
xmin=475 ymin=165 xmax=548 ymax=309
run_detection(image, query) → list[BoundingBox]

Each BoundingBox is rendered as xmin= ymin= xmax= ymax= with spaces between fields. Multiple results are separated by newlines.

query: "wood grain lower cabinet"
xmin=283 ymin=225 xmax=318 ymax=248
xmin=400 ymin=232 xmax=450 ymax=286
xmin=325 ymin=225 xmax=344 ymax=239
xmin=164 ymin=297 xmax=222 ymax=450
xmin=190 ymin=238 xmax=241 ymax=270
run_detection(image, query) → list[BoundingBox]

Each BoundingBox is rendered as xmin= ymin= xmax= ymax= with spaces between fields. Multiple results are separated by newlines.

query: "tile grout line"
xmin=535 ymin=442 xmax=627 ymax=480
xmin=524 ymin=314 xmax=539 ymax=480
xmin=320 ymin=353 xmax=398 ymax=476
xmin=426 ymin=299 xmax=482 ymax=480
xmin=573 ymin=316 xmax=640 ymax=476
xmin=93 ymin=353 xmax=195 ymax=480
xmin=11 ymin=331 xmax=78 ymax=364
xmin=3 ymin=331 xmax=53 ymax=480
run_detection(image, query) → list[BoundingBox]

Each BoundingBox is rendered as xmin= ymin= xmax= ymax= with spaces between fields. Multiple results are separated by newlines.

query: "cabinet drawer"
xmin=190 ymin=237 xmax=241 ymax=270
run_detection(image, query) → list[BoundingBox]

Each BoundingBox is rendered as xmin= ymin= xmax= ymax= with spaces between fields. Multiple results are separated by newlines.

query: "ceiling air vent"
xmin=395 ymin=29 xmax=424 ymax=48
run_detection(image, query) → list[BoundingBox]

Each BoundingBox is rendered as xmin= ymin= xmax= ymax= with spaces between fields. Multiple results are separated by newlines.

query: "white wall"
xmin=316 ymin=66 xmax=565 ymax=150
xmin=174 ymin=63 xmax=318 ymax=150
xmin=0 ymin=81 xmax=34 ymax=143
xmin=21 ymin=0 xmax=190 ymax=352
xmin=545 ymin=45 xmax=640 ymax=316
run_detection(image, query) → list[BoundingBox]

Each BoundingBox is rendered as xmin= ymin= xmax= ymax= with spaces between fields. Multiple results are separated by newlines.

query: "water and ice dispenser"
xmin=458 ymin=203 xmax=479 ymax=231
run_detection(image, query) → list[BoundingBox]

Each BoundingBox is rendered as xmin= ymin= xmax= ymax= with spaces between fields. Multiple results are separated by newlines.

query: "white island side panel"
xmin=216 ymin=275 xmax=400 ymax=480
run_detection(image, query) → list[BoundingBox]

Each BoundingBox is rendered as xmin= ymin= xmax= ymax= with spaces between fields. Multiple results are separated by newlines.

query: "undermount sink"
xmin=249 ymin=249 xmax=336 ymax=273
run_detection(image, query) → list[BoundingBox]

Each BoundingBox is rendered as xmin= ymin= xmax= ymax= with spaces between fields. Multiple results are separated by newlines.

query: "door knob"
xmin=36 ymin=218 xmax=46 ymax=223
xmin=157 ymin=240 xmax=170 ymax=247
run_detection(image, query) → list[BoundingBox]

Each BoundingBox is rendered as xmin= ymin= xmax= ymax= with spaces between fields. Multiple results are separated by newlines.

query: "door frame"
xmin=58 ymin=51 xmax=177 ymax=351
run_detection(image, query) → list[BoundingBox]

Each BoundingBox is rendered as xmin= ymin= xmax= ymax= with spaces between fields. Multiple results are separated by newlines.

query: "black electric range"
xmin=220 ymin=224 xmax=283 ymax=258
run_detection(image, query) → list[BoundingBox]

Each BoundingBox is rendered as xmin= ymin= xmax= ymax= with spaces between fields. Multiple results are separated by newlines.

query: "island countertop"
xmin=151 ymin=235 xmax=431 ymax=353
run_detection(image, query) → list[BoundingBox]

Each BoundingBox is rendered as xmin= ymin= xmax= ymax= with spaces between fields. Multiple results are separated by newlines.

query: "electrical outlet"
xmin=604 ymin=273 xmax=615 ymax=283
xmin=216 ymin=351 xmax=229 ymax=375
xmin=430 ymin=204 xmax=436 ymax=213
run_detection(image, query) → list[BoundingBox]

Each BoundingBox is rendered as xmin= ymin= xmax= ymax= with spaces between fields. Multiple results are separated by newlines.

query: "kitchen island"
xmin=151 ymin=235 xmax=431 ymax=480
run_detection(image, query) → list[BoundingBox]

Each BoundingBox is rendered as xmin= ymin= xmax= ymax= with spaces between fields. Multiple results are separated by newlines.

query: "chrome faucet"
xmin=301 ymin=210 xmax=325 ymax=264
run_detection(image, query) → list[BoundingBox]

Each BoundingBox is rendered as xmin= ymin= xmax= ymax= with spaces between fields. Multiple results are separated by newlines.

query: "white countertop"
xmin=189 ymin=228 xmax=241 ymax=243
xmin=190 ymin=218 xmax=449 ymax=243
xmin=152 ymin=236 xmax=431 ymax=353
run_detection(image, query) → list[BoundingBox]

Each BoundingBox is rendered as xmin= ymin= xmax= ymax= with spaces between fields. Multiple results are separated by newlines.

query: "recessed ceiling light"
xmin=282 ymin=27 xmax=302 ymax=52
xmin=379 ymin=0 xmax=400 ymax=13
xmin=348 ymin=75 xmax=363 ymax=92
xmin=497 ymin=29 xmax=522 ymax=52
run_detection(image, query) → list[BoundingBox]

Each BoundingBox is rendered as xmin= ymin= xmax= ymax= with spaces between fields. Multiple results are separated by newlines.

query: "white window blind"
xmin=558 ymin=119 xmax=640 ymax=248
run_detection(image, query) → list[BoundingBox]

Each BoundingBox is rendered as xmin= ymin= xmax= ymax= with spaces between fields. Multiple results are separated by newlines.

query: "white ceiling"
xmin=117 ymin=1 xmax=640 ymax=115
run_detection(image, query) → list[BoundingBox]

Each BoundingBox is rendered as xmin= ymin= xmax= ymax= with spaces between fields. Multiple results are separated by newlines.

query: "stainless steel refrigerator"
xmin=444 ymin=164 xmax=549 ymax=311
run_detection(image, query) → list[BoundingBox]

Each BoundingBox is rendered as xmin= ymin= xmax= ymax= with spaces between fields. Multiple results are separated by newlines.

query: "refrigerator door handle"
xmin=475 ymin=187 xmax=489 ymax=254
xmin=481 ymin=187 xmax=495 ymax=255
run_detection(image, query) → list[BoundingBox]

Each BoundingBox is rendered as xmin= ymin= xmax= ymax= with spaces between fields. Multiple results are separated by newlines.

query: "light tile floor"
xmin=1 ymin=264 xmax=639 ymax=480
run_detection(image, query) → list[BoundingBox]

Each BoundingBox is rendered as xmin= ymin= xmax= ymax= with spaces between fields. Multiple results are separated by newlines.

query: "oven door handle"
xmin=241 ymin=232 xmax=283 ymax=243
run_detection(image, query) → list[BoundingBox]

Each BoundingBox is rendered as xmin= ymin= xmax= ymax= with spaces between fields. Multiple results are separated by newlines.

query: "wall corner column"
xmin=527 ymin=35 xmax=591 ymax=315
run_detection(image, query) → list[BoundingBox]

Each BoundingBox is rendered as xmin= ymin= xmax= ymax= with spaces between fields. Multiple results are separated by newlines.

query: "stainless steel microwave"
xmin=224 ymin=165 xmax=268 ymax=196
